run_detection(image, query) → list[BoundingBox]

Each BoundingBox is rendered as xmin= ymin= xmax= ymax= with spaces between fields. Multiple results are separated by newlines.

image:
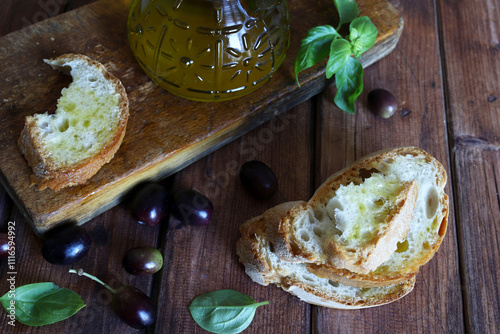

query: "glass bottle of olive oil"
xmin=127 ymin=0 xmax=290 ymax=102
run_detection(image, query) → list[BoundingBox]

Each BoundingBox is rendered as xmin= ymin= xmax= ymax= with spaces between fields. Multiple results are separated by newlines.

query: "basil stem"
xmin=69 ymin=268 xmax=117 ymax=294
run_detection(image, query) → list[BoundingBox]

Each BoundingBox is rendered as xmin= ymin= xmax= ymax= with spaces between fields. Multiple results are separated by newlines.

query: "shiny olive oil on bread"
xmin=127 ymin=0 xmax=290 ymax=101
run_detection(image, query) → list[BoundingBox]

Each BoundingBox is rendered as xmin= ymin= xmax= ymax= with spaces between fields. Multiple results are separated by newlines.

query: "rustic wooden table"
xmin=0 ymin=0 xmax=498 ymax=333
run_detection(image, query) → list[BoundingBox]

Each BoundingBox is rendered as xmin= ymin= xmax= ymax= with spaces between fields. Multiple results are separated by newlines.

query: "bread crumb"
xmin=50 ymin=37 xmax=55 ymax=41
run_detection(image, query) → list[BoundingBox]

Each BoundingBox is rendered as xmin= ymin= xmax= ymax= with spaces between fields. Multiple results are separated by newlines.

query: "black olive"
xmin=130 ymin=183 xmax=170 ymax=226
xmin=112 ymin=286 xmax=156 ymax=329
xmin=42 ymin=224 xmax=91 ymax=265
xmin=239 ymin=160 xmax=278 ymax=199
xmin=367 ymin=89 xmax=398 ymax=118
xmin=171 ymin=189 xmax=213 ymax=226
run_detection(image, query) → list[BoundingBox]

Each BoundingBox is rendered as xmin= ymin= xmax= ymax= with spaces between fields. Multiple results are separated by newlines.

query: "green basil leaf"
xmin=294 ymin=25 xmax=340 ymax=85
xmin=334 ymin=57 xmax=364 ymax=114
xmin=349 ymin=16 xmax=378 ymax=57
xmin=334 ymin=0 xmax=360 ymax=30
xmin=0 ymin=282 xmax=85 ymax=326
xmin=189 ymin=289 xmax=270 ymax=334
xmin=326 ymin=39 xmax=352 ymax=79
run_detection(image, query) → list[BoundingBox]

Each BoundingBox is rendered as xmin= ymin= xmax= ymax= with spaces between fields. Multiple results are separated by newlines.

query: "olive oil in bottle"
xmin=127 ymin=0 xmax=290 ymax=101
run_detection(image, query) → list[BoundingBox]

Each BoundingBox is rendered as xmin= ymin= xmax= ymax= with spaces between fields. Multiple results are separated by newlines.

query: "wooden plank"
xmin=451 ymin=149 xmax=500 ymax=333
xmin=437 ymin=0 xmax=500 ymax=331
xmin=0 ymin=188 xmax=13 ymax=225
xmin=154 ymin=101 xmax=314 ymax=333
xmin=312 ymin=0 xmax=464 ymax=332
xmin=452 ymin=149 xmax=500 ymax=333
xmin=0 ymin=0 xmax=403 ymax=233
xmin=0 ymin=0 xmax=63 ymax=36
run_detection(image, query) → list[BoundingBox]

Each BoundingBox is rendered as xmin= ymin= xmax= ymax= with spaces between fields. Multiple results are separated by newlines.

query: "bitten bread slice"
xmin=236 ymin=216 xmax=416 ymax=309
xmin=18 ymin=54 xmax=129 ymax=191
xmin=266 ymin=147 xmax=449 ymax=286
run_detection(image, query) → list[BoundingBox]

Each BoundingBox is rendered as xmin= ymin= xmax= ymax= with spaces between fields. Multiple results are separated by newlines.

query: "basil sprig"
xmin=295 ymin=0 xmax=378 ymax=113
xmin=189 ymin=289 xmax=269 ymax=334
xmin=0 ymin=282 xmax=85 ymax=326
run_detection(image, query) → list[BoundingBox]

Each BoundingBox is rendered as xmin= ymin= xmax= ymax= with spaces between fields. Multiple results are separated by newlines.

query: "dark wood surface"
xmin=0 ymin=0 xmax=498 ymax=334
xmin=0 ymin=0 xmax=402 ymax=233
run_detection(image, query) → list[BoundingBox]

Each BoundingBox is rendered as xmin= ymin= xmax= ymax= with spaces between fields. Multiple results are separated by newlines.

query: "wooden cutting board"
xmin=0 ymin=0 xmax=403 ymax=233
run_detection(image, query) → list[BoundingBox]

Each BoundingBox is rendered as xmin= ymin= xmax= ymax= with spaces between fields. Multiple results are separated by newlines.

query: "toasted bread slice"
xmin=260 ymin=201 xmax=419 ymax=288
xmin=18 ymin=54 xmax=129 ymax=191
xmin=236 ymin=217 xmax=416 ymax=309
xmin=261 ymin=147 xmax=449 ymax=286
xmin=323 ymin=177 xmax=418 ymax=274
xmin=265 ymin=179 xmax=418 ymax=274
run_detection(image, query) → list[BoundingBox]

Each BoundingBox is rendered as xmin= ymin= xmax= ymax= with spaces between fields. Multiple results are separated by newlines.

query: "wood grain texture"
xmin=312 ymin=0 xmax=464 ymax=332
xmin=154 ymin=101 xmax=314 ymax=333
xmin=438 ymin=0 xmax=500 ymax=332
xmin=0 ymin=0 xmax=65 ymax=36
xmin=0 ymin=0 xmax=403 ymax=233
xmin=452 ymin=149 xmax=500 ymax=334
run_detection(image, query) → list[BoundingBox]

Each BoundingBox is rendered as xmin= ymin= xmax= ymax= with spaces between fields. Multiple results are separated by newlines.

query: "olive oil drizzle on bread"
xmin=18 ymin=54 xmax=129 ymax=191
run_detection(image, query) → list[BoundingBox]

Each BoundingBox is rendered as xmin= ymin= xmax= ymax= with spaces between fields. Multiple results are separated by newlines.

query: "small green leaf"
xmin=349 ymin=16 xmax=378 ymax=57
xmin=294 ymin=25 xmax=340 ymax=85
xmin=334 ymin=57 xmax=364 ymax=113
xmin=0 ymin=282 xmax=85 ymax=326
xmin=326 ymin=39 xmax=352 ymax=79
xmin=334 ymin=0 xmax=360 ymax=30
xmin=189 ymin=289 xmax=270 ymax=334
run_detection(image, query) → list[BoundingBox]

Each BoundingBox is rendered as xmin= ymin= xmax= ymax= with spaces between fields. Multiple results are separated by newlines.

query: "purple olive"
xmin=130 ymin=183 xmax=170 ymax=226
xmin=42 ymin=224 xmax=91 ymax=265
xmin=171 ymin=189 xmax=213 ymax=226
xmin=123 ymin=247 xmax=163 ymax=275
xmin=69 ymin=269 xmax=156 ymax=329
xmin=112 ymin=286 xmax=156 ymax=329
xmin=239 ymin=160 xmax=278 ymax=199
xmin=367 ymin=89 xmax=398 ymax=118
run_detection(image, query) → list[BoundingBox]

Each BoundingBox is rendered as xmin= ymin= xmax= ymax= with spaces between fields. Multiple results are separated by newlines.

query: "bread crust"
xmin=280 ymin=275 xmax=416 ymax=309
xmin=17 ymin=54 xmax=129 ymax=191
xmin=264 ymin=201 xmax=313 ymax=263
xmin=236 ymin=216 xmax=281 ymax=286
xmin=309 ymin=147 xmax=447 ymax=204
xmin=305 ymin=263 xmax=418 ymax=288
